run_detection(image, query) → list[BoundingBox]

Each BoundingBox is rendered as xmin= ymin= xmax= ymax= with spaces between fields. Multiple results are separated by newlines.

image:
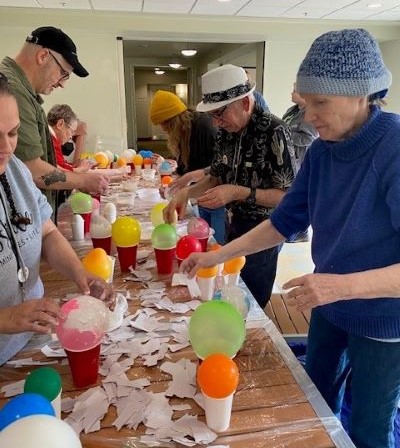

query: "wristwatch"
xmin=246 ymin=187 xmax=257 ymax=206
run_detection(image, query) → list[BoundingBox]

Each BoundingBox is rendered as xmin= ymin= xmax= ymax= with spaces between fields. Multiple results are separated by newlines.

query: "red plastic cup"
xmin=65 ymin=344 xmax=101 ymax=388
xmin=91 ymin=236 xmax=112 ymax=255
xmin=177 ymin=257 xmax=183 ymax=267
xmin=154 ymin=247 xmax=176 ymax=275
xmin=116 ymin=245 xmax=138 ymax=272
xmin=90 ymin=193 xmax=101 ymax=202
xmin=79 ymin=212 xmax=92 ymax=234
xmin=198 ymin=236 xmax=209 ymax=252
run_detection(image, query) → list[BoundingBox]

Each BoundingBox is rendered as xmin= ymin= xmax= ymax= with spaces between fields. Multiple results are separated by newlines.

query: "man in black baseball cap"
xmin=26 ymin=26 xmax=88 ymax=78
xmin=0 ymin=26 xmax=108 ymax=221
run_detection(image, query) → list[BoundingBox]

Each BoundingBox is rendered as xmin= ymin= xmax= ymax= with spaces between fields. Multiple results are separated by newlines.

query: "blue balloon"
xmin=145 ymin=150 xmax=153 ymax=158
xmin=139 ymin=150 xmax=147 ymax=157
xmin=0 ymin=393 xmax=55 ymax=431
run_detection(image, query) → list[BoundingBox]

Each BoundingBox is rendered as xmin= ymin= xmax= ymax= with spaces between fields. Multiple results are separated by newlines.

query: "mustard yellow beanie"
xmin=150 ymin=90 xmax=187 ymax=125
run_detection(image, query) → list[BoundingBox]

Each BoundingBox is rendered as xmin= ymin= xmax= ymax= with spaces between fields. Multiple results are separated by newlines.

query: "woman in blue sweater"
xmin=181 ymin=29 xmax=400 ymax=448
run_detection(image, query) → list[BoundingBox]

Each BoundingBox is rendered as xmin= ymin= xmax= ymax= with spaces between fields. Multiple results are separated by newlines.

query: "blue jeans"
xmin=198 ymin=205 xmax=226 ymax=245
xmin=228 ymin=217 xmax=281 ymax=308
xmin=306 ymin=309 xmax=400 ymax=448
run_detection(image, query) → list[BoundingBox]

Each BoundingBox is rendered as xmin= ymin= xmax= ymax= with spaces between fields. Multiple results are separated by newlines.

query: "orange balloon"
xmin=208 ymin=243 xmax=222 ymax=252
xmin=143 ymin=158 xmax=152 ymax=165
xmin=94 ymin=152 xmax=109 ymax=169
xmin=224 ymin=256 xmax=246 ymax=274
xmin=197 ymin=353 xmax=239 ymax=398
xmin=132 ymin=154 xmax=143 ymax=165
xmin=116 ymin=157 xmax=127 ymax=167
xmin=82 ymin=248 xmax=111 ymax=281
xmin=161 ymin=175 xmax=173 ymax=186
xmin=197 ymin=265 xmax=218 ymax=278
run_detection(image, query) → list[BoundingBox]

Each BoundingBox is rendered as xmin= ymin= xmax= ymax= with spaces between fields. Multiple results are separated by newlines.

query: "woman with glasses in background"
xmin=0 ymin=74 xmax=114 ymax=365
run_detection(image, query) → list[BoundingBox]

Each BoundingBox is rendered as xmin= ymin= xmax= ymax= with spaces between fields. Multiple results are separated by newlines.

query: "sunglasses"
xmin=209 ymin=105 xmax=229 ymax=120
xmin=48 ymin=51 xmax=70 ymax=82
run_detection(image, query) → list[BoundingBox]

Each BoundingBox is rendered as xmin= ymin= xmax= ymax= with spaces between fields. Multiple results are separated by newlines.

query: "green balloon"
xmin=70 ymin=192 xmax=93 ymax=214
xmin=24 ymin=367 xmax=62 ymax=402
xmin=189 ymin=300 xmax=245 ymax=359
xmin=151 ymin=223 xmax=177 ymax=249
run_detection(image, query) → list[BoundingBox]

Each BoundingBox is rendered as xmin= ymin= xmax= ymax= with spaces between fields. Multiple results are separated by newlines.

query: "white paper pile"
xmin=160 ymin=359 xmax=197 ymax=399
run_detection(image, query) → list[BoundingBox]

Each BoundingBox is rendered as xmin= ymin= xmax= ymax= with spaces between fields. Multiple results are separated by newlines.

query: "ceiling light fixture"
xmin=155 ymin=70 xmax=165 ymax=75
xmin=217 ymin=0 xmax=232 ymax=2
xmin=181 ymin=49 xmax=197 ymax=57
xmin=367 ymin=3 xmax=382 ymax=7
xmin=169 ymin=63 xmax=182 ymax=69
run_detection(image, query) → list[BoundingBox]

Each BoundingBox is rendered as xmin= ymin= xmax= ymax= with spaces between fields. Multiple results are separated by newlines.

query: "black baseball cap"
xmin=26 ymin=26 xmax=89 ymax=78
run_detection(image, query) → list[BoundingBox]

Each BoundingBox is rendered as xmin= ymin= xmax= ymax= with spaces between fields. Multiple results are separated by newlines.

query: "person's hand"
xmin=0 ymin=298 xmax=59 ymax=334
xmin=283 ymin=273 xmax=345 ymax=311
xmin=180 ymin=251 xmax=221 ymax=278
xmin=165 ymin=159 xmax=178 ymax=172
xmin=81 ymin=172 xmax=110 ymax=195
xmin=197 ymin=184 xmax=237 ymax=209
xmin=169 ymin=173 xmax=192 ymax=195
xmin=152 ymin=154 xmax=164 ymax=165
xmin=73 ymin=159 xmax=91 ymax=173
xmin=163 ymin=188 xmax=189 ymax=222
xmin=75 ymin=273 xmax=116 ymax=310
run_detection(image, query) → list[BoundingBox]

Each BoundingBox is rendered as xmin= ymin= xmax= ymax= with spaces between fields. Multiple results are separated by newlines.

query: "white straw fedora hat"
xmin=196 ymin=64 xmax=256 ymax=112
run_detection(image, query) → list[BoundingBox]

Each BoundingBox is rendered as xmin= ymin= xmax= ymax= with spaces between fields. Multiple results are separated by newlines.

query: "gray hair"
xmin=47 ymin=104 xmax=77 ymax=126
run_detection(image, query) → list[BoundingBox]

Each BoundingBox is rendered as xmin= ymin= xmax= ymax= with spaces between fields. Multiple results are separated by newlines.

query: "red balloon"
xmin=176 ymin=235 xmax=202 ymax=260
xmin=197 ymin=353 xmax=239 ymax=398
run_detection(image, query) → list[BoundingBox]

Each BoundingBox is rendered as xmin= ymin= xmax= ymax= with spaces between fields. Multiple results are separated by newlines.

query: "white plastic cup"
xmin=197 ymin=276 xmax=216 ymax=301
xmin=51 ymin=389 xmax=62 ymax=418
xmin=225 ymin=273 xmax=240 ymax=286
xmin=107 ymin=256 xmax=115 ymax=284
xmin=135 ymin=165 xmax=142 ymax=175
xmin=71 ymin=214 xmax=84 ymax=241
xmin=202 ymin=390 xmax=234 ymax=432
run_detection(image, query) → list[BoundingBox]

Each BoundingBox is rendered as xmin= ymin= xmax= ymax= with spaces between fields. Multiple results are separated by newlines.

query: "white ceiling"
xmin=3 ymin=0 xmax=400 ymax=21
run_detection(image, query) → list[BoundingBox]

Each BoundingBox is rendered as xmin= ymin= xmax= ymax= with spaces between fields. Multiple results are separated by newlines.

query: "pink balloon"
xmin=187 ymin=217 xmax=210 ymax=239
xmin=55 ymin=296 xmax=109 ymax=351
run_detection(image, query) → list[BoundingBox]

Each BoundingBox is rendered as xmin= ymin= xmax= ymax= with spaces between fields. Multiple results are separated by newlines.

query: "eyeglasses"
xmin=0 ymin=72 xmax=8 ymax=83
xmin=209 ymin=105 xmax=228 ymax=120
xmin=64 ymin=122 xmax=76 ymax=134
xmin=48 ymin=51 xmax=70 ymax=82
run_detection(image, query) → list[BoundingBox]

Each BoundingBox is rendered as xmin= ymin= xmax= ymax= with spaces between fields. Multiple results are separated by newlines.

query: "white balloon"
xmin=0 ymin=415 xmax=82 ymax=448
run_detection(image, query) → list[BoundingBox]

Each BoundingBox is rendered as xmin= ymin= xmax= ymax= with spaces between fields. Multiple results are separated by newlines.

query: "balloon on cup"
xmin=24 ymin=367 xmax=62 ymax=418
xmin=150 ymin=202 xmax=168 ymax=227
xmin=197 ymin=353 xmax=239 ymax=432
xmin=197 ymin=265 xmax=218 ymax=301
xmin=90 ymin=215 xmax=112 ymax=255
xmin=70 ymin=192 xmax=93 ymax=234
xmin=103 ymin=202 xmax=117 ymax=224
xmin=221 ymin=285 xmax=250 ymax=319
xmin=0 ymin=393 xmax=55 ymax=431
xmin=0 ymin=415 xmax=82 ymax=448
xmin=161 ymin=175 xmax=173 ymax=187
xmin=189 ymin=300 xmax=245 ymax=359
xmin=187 ymin=217 xmax=210 ymax=251
xmin=151 ymin=223 xmax=178 ymax=275
xmin=112 ymin=216 xmax=141 ymax=272
xmin=223 ymin=256 xmax=246 ymax=285
xmin=55 ymin=295 xmax=109 ymax=388
xmin=176 ymin=235 xmax=202 ymax=266
xmin=82 ymin=248 xmax=112 ymax=282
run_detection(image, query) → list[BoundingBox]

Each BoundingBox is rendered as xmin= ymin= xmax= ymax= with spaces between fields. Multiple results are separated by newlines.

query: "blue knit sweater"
xmin=270 ymin=106 xmax=400 ymax=338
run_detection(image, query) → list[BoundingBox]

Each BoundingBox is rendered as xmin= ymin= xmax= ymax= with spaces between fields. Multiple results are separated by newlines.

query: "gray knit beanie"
xmin=296 ymin=28 xmax=392 ymax=98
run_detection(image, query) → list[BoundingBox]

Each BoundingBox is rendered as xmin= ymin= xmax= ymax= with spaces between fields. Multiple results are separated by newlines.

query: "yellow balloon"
xmin=132 ymin=154 xmax=143 ymax=165
xmin=150 ymin=203 xmax=167 ymax=227
xmin=82 ymin=248 xmax=111 ymax=281
xmin=94 ymin=152 xmax=109 ymax=168
xmin=112 ymin=216 xmax=141 ymax=247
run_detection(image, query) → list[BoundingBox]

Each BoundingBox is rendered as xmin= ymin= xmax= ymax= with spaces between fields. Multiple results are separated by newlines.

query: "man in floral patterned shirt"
xmin=165 ymin=64 xmax=296 ymax=308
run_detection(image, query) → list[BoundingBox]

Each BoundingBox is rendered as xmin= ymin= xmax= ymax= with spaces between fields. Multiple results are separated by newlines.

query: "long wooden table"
xmin=0 ymin=185 xmax=354 ymax=448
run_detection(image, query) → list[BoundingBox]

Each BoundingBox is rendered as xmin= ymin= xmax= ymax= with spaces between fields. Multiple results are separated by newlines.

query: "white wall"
xmin=381 ymin=40 xmax=400 ymax=113
xmin=0 ymin=8 xmax=399 ymax=150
